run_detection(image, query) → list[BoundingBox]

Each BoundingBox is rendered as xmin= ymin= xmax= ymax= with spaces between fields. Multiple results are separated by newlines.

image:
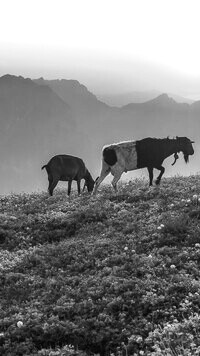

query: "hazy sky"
xmin=1 ymin=0 xmax=200 ymax=98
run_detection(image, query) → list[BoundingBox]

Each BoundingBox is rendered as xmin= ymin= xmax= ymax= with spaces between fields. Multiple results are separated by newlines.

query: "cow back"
xmin=47 ymin=155 xmax=86 ymax=180
xmin=136 ymin=138 xmax=166 ymax=168
xmin=103 ymin=141 xmax=138 ymax=171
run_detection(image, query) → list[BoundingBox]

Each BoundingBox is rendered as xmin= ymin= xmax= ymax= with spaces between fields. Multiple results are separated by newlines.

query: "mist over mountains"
xmin=0 ymin=74 xmax=199 ymax=194
xmin=98 ymin=91 xmax=194 ymax=107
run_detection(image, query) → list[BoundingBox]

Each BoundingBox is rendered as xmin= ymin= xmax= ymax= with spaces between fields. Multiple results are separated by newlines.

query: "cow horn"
xmin=190 ymin=140 xmax=195 ymax=143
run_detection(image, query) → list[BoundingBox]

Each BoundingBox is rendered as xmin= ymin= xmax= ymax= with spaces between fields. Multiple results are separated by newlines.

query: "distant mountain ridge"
xmin=0 ymin=74 xmax=75 ymax=143
xmin=34 ymin=77 xmax=109 ymax=111
xmin=97 ymin=90 xmax=194 ymax=107
xmin=121 ymin=93 xmax=190 ymax=112
xmin=0 ymin=74 xmax=199 ymax=194
xmin=0 ymin=74 xmax=72 ymax=125
xmin=34 ymin=77 xmax=113 ymax=134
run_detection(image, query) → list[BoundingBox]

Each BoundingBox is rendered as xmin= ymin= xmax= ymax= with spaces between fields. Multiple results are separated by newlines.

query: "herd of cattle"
xmin=42 ymin=136 xmax=195 ymax=196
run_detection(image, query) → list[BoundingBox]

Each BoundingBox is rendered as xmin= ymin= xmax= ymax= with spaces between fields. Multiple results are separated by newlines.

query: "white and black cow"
xmin=92 ymin=137 xmax=194 ymax=194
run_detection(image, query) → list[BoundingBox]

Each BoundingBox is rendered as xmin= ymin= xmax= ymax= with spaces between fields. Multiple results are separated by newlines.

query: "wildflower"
xmin=132 ymin=249 xmax=136 ymax=253
xmin=148 ymin=254 xmax=153 ymax=259
xmin=139 ymin=351 xmax=144 ymax=355
xmin=187 ymin=199 xmax=191 ymax=203
xmin=195 ymin=243 xmax=200 ymax=248
xmin=10 ymin=216 xmax=17 ymax=220
xmin=124 ymin=246 xmax=128 ymax=251
xmin=43 ymin=322 xmax=48 ymax=330
xmin=170 ymin=203 xmax=174 ymax=207
xmin=17 ymin=321 xmax=23 ymax=328
xmin=157 ymin=224 xmax=164 ymax=230
xmin=170 ymin=264 xmax=176 ymax=269
xmin=0 ymin=332 xmax=4 ymax=337
xmin=185 ymin=299 xmax=190 ymax=304
xmin=136 ymin=336 xmax=143 ymax=343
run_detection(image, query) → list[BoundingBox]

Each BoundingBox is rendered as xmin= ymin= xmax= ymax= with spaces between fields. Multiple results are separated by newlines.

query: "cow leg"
xmin=92 ymin=162 xmax=110 ymax=195
xmin=111 ymin=169 xmax=123 ymax=192
xmin=147 ymin=167 xmax=153 ymax=186
xmin=68 ymin=179 xmax=72 ymax=196
xmin=77 ymin=179 xmax=81 ymax=195
xmin=92 ymin=170 xmax=110 ymax=194
xmin=48 ymin=175 xmax=53 ymax=194
xmin=155 ymin=166 xmax=165 ymax=185
xmin=49 ymin=178 xmax=59 ymax=196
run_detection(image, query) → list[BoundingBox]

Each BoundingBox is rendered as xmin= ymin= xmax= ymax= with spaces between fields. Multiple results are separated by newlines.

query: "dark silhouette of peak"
xmin=191 ymin=99 xmax=200 ymax=109
xmin=36 ymin=77 xmax=97 ymax=99
xmin=34 ymin=77 xmax=110 ymax=113
xmin=0 ymin=74 xmax=70 ymax=109
xmin=121 ymin=93 xmax=190 ymax=111
xmin=146 ymin=93 xmax=182 ymax=107
xmin=139 ymin=93 xmax=177 ymax=107
xmin=0 ymin=74 xmax=73 ymax=132
xmin=147 ymin=93 xmax=190 ymax=110
xmin=0 ymin=74 xmax=54 ymax=100
xmin=150 ymin=93 xmax=175 ymax=104
xmin=98 ymin=90 xmax=194 ymax=106
xmin=0 ymin=74 xmax=35 ymax=86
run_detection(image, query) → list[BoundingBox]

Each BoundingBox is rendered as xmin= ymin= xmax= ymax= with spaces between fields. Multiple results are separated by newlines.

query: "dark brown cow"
xmin=42 ymin=154 xmax=95 ymax=196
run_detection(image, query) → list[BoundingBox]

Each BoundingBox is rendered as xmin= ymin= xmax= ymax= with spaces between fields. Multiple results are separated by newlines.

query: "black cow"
xmin=42 ymin=155 xmax=95 ymax=196
xmin=93 ymin=136 xmax=194 ymax=194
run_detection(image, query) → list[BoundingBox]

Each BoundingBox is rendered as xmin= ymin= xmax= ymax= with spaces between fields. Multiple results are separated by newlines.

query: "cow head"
xmin=176 ymin=136 xmax=194 ymax=163
xmin=83 ymin=175 xmax=99 ymax=193
xmin=83 ymin=170 xmax=96 ymax=193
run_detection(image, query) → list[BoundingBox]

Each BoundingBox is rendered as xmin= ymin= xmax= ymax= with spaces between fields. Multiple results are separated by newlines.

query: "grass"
xmin=1 ymin=175 xmax=200 ymax=355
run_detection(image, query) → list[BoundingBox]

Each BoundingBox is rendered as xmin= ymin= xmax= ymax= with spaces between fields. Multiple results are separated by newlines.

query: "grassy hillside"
xmin=1 ymin=176 xmax=200 ymax=355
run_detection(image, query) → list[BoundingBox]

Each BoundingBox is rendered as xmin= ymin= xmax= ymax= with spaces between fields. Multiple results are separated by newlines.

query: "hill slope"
xmin=1 ymin=176 xmax=200 ymax=355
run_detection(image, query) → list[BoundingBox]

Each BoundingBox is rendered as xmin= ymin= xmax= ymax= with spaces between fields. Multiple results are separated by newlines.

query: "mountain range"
xmin=97 ymin=90 xmax=194 ymax=107
xmin=0 ymin=74 xmax=199 ymax=194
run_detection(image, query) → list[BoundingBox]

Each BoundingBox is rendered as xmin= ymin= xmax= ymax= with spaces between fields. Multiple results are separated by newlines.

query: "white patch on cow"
xmin=93 ymin=140 xmax=138 ymax=194
xmin=109 ymin=141 xmax=137 ymax=172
